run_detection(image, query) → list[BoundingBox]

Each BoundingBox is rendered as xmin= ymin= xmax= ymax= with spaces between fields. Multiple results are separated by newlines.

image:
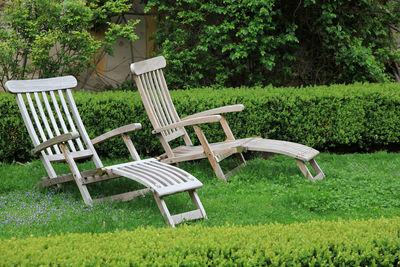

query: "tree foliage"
xmin=0 ymin=0 xmax=139 ymax=90
xmin=145 ymin=0 xmax=400 ymax=89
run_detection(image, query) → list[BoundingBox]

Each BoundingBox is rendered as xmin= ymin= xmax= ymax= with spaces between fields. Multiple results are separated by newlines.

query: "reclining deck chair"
xmin=131 ymin=56 xmax=325 ymax=182
xmin=5 ymin=76 xmax=207 ymax=227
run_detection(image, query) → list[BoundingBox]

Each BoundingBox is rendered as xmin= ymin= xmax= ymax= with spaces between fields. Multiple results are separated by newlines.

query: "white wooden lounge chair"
xmin=130 ymin=56 xmax=325 ymax=182
xmin=5 ymin=76 xmax=207 ymax=227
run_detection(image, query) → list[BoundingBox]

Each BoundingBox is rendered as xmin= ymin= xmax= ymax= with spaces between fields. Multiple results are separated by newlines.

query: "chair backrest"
xmin=131 ymin=56 xmax=192 ymax=148
xmin=5 ymin=76 xmax=103 ymax=178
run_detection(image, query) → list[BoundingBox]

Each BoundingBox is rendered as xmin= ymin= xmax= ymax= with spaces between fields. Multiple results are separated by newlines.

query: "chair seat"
xmin=161 ymin=137 xmax=319 ymax=163
xmin=105 ymin=158 xmax=203 ymax=197
xmin=160 ymin=137 xmax=256 ymax=163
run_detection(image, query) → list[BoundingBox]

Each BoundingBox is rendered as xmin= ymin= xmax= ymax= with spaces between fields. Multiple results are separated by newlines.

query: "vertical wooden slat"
xmin=49 ymin=90 xmax=77 ymax=151
xmin=58 ymin=90 xmax=85 ymax=151
xmin=158 ymin=69 xmax=193 ymax=146
xmin=143 ymin=73 xmax=170 ymax=133
xmin=26 ymin=93 xmax=53 ymax=155
xmin=34 ymin=92 xmax=61 ymax=154
xmin=149 ymin=71 xmax=174 ymax=127
xmin=65 ymin=89 xmax=103 ymax=169
xmin=42 ymin=92 xmax=62 ymax=137
xmin=154 ymin=70 xmax=178 ymax=123
xmin=16 ymin=94 xmax=40 ymax=146
xmin=158 ymin=70 xmax=181 ymax=121
xmin=16 ymin=94 xmax=57 ymax=178
xmin=138 ymin=75 xmax=161 ymax=129
xmin=150 ymin=71 xmax=176 ymax=124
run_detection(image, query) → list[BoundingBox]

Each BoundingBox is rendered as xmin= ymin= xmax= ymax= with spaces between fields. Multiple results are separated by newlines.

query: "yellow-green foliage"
xmin=1 ymin=217 xmax=399 ymax=266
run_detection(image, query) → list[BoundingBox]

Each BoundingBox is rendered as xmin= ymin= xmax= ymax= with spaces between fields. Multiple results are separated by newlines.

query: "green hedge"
xmin=1 ymin=82 xmax=400 ymax=162
xmin=1 ymin=217 xmax=399 ymax=265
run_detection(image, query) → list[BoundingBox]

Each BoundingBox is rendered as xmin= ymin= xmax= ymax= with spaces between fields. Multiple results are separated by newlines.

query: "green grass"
xmin=0 ymin=152 xmax=399 ymax=239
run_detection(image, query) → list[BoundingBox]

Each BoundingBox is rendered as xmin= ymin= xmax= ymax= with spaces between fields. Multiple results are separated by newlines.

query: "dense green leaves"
xmin=145 ymin=0 xmax=400 ymax=88
xmin=0 ymin=0 xmax=138 ymax=90
xmin=1 ymin=217 xmax=400 ymax=265
xmin=1 ymin=83 xmax=400 ymax=162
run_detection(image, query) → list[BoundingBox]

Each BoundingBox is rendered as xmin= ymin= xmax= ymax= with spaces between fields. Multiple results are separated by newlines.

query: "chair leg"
xmin=189 ymin=190 xmax=208 ymax=219
xmin=236 ymin=152 xmax=246 ymax=166
xmin=296 ymin=159 xmax=325 ymax=182
xmin=59 ymin=144 xmax=93 ymax=205
xmin=193 ymin=125 xmax=227 ymax=181
xmin=153 ymin=192 xmax=175 ymax=227
xmin=154 ymin=190 xmax=207 ymax=227
xmin=310 ymin=159 xmax=325 ymax=180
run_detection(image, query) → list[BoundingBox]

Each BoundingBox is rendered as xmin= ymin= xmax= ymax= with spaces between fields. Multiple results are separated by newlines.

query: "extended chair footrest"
xmin=171 ymin=209 xmax=204 ymax=225
xmin=243 ymin=137 xmax=320 ymax=162
xmin=105 ymin=158 xmax=203 ymax=196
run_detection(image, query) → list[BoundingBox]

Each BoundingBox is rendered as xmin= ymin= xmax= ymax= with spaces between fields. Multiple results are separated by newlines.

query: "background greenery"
xmin=145 ymin=0 xmax=400 ymax=89
xmin=1 ymin=82 xmax=400 ymax=162
xmin=0 ymin=0 xmax=138 ymax=90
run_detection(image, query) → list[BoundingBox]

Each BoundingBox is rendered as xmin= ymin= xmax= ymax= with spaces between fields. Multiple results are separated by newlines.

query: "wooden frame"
xmin=5 ymin=76 xmax=207 ymax=227
xmin=131 ymin=56 xmax=325 ymax=182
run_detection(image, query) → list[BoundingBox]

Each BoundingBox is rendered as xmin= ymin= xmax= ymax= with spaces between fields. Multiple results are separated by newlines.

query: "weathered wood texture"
xmin=6 ymin=76 xmax=207 ymax=227
xmin=131 ymin=56 xmax=325 ymax=181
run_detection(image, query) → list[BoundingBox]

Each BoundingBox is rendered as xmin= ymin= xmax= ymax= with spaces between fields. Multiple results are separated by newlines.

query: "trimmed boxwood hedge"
xmin=1 ymin=82 xmax=400 ymax=162
xmin=1 ymin=217 xmax=399 ymax=265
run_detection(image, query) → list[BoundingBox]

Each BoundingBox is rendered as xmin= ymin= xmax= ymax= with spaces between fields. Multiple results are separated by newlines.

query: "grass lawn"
xmin=0 ymin=151 xmax=399 ymax=239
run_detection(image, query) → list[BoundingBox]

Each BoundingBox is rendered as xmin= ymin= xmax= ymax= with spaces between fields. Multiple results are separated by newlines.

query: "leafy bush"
xmin=144 ymin=0 xmax=400 ymax=89
xmin=1 ymin=217 xmax=400 ymax=265
xmin=1 ymin=82 xmax=400 ymax=163
xmin=0 ymin=0 xmax=138 ymax=90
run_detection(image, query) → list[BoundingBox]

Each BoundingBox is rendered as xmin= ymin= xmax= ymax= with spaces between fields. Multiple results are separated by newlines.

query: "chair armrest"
xmin=31 ymin=132 xmax=80 ymax=154
xmin=152 ymin=115 xmax=221 ymax=134
xmin=181 ymin=104 xmax=244 ymax=121
xmin=91 ymin=123 xmax=142 ymax=145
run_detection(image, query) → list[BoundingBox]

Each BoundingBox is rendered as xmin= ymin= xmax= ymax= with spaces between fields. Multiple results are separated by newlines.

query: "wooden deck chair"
xmin=5 ymin=76 xmax=207 ymax=227
xmin=130 ymin=56 xmax=325 ymax=182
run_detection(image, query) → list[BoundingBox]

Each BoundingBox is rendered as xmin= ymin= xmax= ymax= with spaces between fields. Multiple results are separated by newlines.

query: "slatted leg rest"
xmin=106 ymin=158 xmax=208 ymax=227
xmin=153 ymin=191 xmax=206 ymax=227
xmin=244 ymin=138 xmax=325 ymax=181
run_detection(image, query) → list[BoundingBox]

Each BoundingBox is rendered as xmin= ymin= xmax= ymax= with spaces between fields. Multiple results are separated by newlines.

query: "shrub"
xmin=1 ymin=217 xmax=400 ymax=265
xmin=1 ymin=82 xmax=400 ymax=163
xmin=144 ymin=0 xmax=400 ymax=89
xmin=0 ymin=0 xmax=138 ymax=90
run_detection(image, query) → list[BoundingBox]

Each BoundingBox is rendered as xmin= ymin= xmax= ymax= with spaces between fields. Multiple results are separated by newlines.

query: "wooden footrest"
xmin=171 ymin=209 xmax=204 ymax=225
xmin=106 ymin=158 xmax=204 ymax=197
xmin=244 ymin=138 xmax=320 ymax=162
